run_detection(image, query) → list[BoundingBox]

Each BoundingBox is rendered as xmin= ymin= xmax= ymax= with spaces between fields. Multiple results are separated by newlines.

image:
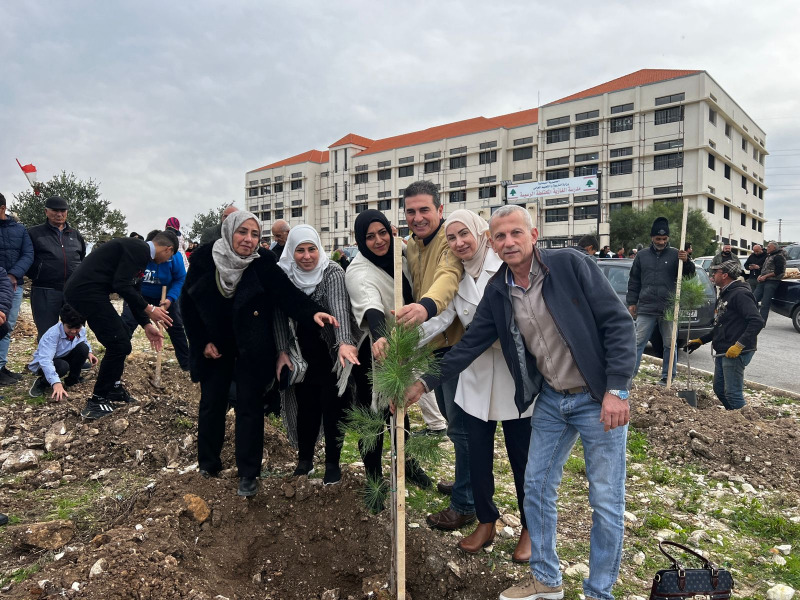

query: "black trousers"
xmin=31 ymin=287 xmax=65 ymax=341
xmin=121 ymin=295 xmax=190 ymax=370
xmin=64 ymin=295 xmax=131 ymax=397
xmin=36 ymin=343 xmax=90 ymax=383
xmin=463 ymin=410 xmax=531 ymax=528
xmin=197 ymin=354 xmax=270 ymax=478
xmin=295 ymin=365 xmax=349 ymax=467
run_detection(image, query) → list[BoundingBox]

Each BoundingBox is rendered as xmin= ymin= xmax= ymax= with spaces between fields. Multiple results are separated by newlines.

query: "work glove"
xmin=725 ymin=342 xmax=745 ymax=359
xmin=684 ymin=339 xmax=704 ymax=354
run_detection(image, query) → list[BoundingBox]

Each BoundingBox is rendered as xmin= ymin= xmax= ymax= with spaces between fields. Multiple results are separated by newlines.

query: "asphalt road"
xmin=675 ymin=311 xmax=799 ymax=393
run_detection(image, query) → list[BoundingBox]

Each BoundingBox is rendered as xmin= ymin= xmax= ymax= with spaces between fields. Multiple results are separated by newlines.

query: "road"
xmin=675 ymin=311 xmax=799 ymax=393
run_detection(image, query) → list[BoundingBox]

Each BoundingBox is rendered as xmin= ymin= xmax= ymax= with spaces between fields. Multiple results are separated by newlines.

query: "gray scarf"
xmin=211 ymin=211 xmax=261 ymax=298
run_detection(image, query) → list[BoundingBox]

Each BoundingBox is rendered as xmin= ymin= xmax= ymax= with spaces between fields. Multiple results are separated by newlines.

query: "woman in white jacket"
xmin=421 ymin=209 xmax=532 ymax=562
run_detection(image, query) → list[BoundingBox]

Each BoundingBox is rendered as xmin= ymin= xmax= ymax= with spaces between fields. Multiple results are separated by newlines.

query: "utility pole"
xmin=595 ymin=170 xmax=603 ymax=240
xmin=778 ymin=218 xmax=782 ymax=243
xmin=501 ymin=180 xmax=513 ymax=205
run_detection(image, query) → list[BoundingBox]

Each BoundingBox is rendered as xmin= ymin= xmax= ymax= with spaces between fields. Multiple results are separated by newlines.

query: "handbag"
xmin=649 ymin=540 xmax=733 ymax=600
xmin=286 ymin=319 xmax=307 ymax=386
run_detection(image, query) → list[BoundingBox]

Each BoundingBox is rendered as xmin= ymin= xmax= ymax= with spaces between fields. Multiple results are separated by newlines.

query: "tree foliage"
xmin=187 ymin=203 xmax=229 ymax=241
xmin=10 ymin=171 xmax=127 ymax=244
xmin=609 ymin=202 xmax=717 ymax=256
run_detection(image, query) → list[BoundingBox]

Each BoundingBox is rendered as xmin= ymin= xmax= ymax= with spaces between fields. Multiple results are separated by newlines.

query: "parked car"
xmin=770 ymin=279 xmax=800 ymax=333
xmin=596 ymin=258 xmax=716 ymax=347
xmin=694 ymin=255 xmax=749 ymax=273
xmin=784 ymin=244 xmax=800 ymax=269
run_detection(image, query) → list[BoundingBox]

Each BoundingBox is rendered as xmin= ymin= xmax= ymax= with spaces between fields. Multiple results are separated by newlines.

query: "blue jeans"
xmin=434 ymin=374 xmax=474 ymax=515
xmin=0 ymin=286 xmax=24 ymax=369
xmin=633 ymin=313 xmax=677 ymax=380
xmin=713 ymin=351 xmax=754 ymax=410
xmin=754 ymin=279 xmax=779 ymax=324
xmin=524 ymin=384 xmax=627 ymax=600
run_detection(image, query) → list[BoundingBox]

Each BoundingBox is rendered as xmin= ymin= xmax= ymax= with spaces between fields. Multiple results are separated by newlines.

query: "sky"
xmin=2 ymin=1 xmax=800 ymax=242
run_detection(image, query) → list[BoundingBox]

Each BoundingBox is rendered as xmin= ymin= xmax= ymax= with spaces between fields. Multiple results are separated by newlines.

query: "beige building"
xmin=246 ymin=69 xmax=767 ymax=253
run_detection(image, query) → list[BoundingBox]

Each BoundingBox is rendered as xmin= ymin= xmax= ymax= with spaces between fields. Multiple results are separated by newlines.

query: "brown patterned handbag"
xmin=649 ymin=540 xmax=733 ymax=600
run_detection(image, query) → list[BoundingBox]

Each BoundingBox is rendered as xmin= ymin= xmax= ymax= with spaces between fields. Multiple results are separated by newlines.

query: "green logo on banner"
xmin=586 ymin=180 xmax=595 ymax=187
xmin=510 ymin=189 xmax=517 ymax=196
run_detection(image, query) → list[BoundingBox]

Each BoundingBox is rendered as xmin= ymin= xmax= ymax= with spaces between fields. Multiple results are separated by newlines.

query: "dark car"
xmin=596 ymin=258 xmax=716 ymax=347
xmin=770 ymin=279 xmax=800 ymax=333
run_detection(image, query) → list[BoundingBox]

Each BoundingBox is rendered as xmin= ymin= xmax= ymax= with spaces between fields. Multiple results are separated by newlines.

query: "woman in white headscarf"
xmin=420 ymin=209 xmax=533 ymax=562
xmin=181 ymin=212 xmax=337 ymax=498
xmin=275 ymin=225 xmax=360 ymax=485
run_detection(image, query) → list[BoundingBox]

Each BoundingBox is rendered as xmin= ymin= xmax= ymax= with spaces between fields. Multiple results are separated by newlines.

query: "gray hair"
xmin=489 ymin=205 xmax=533 ymax=230
xmin=403 ymin=180 xmax=440 ymax=208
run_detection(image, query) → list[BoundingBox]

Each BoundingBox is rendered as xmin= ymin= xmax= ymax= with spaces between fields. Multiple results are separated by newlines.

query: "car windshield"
xmin=601 ymin=263 xmax=715 ymax=297
xmin=786 ymin=246 xmax=800 ymax=260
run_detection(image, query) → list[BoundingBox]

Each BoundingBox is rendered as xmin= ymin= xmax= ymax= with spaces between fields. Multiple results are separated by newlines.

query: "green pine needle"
xmin=362 ymin=474 xmax=389 ymax=514
xmin=405 ymin=434 xmax=446 ymax=467
xmin=340 ymin=406 xmax=387 ymax=454
xmin=663 ymin=276 xmax=709 ymax=322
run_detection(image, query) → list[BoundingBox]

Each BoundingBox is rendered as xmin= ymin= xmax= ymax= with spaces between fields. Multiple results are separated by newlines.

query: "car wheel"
xmin=792 ymin=306 xmax=800 ymax=334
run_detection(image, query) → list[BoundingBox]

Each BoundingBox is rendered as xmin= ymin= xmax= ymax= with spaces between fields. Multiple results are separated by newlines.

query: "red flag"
xmin=16 ymin=159 xmax=39 ymax=195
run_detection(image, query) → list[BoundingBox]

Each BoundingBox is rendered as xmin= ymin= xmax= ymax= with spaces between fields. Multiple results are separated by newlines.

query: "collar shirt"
xmin=28 ymin=323 xmax=92 ymax=386
xmin=146 ymin=241 xmax=156 ymax=260
xmin=507 ymin=256 xmax=586 ymax=392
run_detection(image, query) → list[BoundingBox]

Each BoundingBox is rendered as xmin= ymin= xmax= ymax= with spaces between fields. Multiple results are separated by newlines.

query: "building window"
xmin=758 ymin=221 xmax=762 ymax=232
xmin=709 ymin=108 xmax=717 ymax=125
xmin=545 ymin=197 xmax=569 ymax=206
xmin=753 ymin=182 xmax=758 ymax=195
xmin=377 ymin=169 xmax=391 ymax=181
xmin=741 ymin=137 xmax=748 ymax=151
xmin=513 ymin=147 xmax=533 ymax=161
xmin=354 ymin=203 xmax=368 ymax=213
xmin=334 ymin=151 xmax=338 ymax=172
xmin=377 ymin=199 xmax=391 ymax=211
xmin=290 ymin=180 xmax=302 ymax=190
xmin=654 ymin=197 xmax=680 ymax=205
xmin=654 ymin=106 xmax=684 ymax=125
xmin=398 ymin=165 xmax=414 ymax=178
xmin=609 ymin=202 xmax=633 ymax=212
xmin=377 ymin=160 xmax=391 ymax=168
xmin=741 ymin=212 xmax=747 ymax=226
xmin=354 ymin=164 xmax=368 ymax=172
xmin=708 ymin=154 xmax=715 ymax=170
xmin=274 ymin=202 xmax=283 ymax=209
xmin=740 ymin=238 xmax=748 ymax=249
xmin=724 ymin=205 xmax=730 ymax=220
xmin=479 ymin=150 xmax=497 ymax=164
xmin=654 ymin=139 xmax=683 ymax=151
xmin=610 ymin=190 xmax=632 ymax=198
xmin=610 ymin=159 xmax=633 ymax=175
xmin=450 ymin=180 xmax=466 ymax=188
xmin=513 ymin=136 xmax=533 ymax=146
xmin=424 ymin=160 xmax=441 ymax=174
xmin=479 ymin=141 xmax=497 ymax=150
xmin=248 ymin=188 xmax=259 ymax=197
xmin=546 ymin=168 xmax=569 ymax=180
xmin=741 ymin=175 xmax=747 ymax=190
xmin=575 ymin=109 xmax=599 ymax=121
xmin=343 ymin=149 xmax=348 ymax=171
xmin=478 ymin=186 xmax=497 ymax=199
xmin=610 ymin=147 xmax=633 ymax=158
xmin=449 ymin=190 xmax=466 ymax=203
xmin=291 ymin=207 xmax=302 ymax=218
xmin=575 ymin=152 xmax=598 ymax=163
xmin=654 ymin=185 xmax=682 ymax=195
xmin=574 ymin=205 xmax=598 ymax=220
xmin=355 ymin=194 xmax=368 ymax=201
xmin=546 ymin=156 xmax=569 ymax=167
xmin=450 ymin=156 xmax=467 ymax=169
xmin=545 ymin=207 xmax=568 ymax=222
xmin=274 ymin=176 xmax=283 ymax=182
xmin=611 ymin=103 xmax=634 ymax=114
xmin=575 ymin=122 xmax=599 ymax=139
xmin=610 ymin=116 xmax=633 ymax=133
xmin=398 ymin=156 xmax=414 ymax=164
xmin=274 ymin=209 xmax=284 ymax=220
xmin=320 ymin=199 xmax=329 ymax=206
xmin=574 ymin=164 xmax=597 ymax=177
xmin=724 ymin=164 xmax=731 ymax=179
xmin=655 ymin=92 xmax=685 ymax=105
xmin=725 ymin=122 xmax=731 ymax=137
xmin=479 ymin=175 xmax=497 ymax=184
xmin=424 ymin=151 xmax=442 ymax=160
xmin=260 ymin=186 xmax=271 ymax=195
xmin=291 ymin=199 xmax=302 ymax=206
xmin=574 ymin=193 xmax=598 ymax=204
xmin=274 ymin=183 xmax=284 ymax=193
xmin=261 ymin=211 xmax=270 ymax=221
xmin=758 ymin=187 xmax=763 ymax=199
xmin=654 ymin=152 xmax=683 ymax=170
xmin=450 ymin=146 xmax=467 ymax=155
xmin=377 ymin=191 xmax=391 ymax=198
xmin=707 ymin=198 xmax=715 ymax=214
xmin=546 ymin=127 xmax=570 ymax=144
xmin=354 ymin=173 xmax=368 ymax=184
xmin=546 ymin=115 xmax=570 ymax=126
xmin=513 ymin=172 xmax=533 ymax=182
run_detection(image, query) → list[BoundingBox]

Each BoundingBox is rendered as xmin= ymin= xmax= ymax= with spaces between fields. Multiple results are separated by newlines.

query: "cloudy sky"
xmin=2 ymin=1 xmax=799 ymax=242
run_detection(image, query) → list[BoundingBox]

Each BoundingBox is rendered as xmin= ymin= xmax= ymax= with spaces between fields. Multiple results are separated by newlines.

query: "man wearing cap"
xmin=627 ymin=217 xmax=695 ymax=385
xmin=685 ymin=260 xmax=763 ymax=410
xmin=165 ymin=217 xmax=189 ymax=270
xmin=27 ymin=196 xmax=87 ymax=340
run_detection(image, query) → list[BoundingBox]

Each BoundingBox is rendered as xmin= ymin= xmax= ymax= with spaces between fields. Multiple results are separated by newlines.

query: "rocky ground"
xmin=0 ymin=305 xmax=798 ymax=599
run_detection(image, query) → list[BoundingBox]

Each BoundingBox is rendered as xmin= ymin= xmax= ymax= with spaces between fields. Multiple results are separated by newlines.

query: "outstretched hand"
xmin=148 ymin=305 xmax=173 ymax=327
xmin=337 ymin=344 xmax=360 ymax=368
xmin=314 ymin=312 xmax=339 ymax=328
xmin=390 ymin=380 xmax=425 ymax=414
xmin=144 ymin=323 xmax=164 ymax=352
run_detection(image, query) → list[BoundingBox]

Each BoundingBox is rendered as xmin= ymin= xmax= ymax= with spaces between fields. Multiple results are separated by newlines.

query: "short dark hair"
xmin=403 ymin=180 xmax=440 ymax=209
xmin=578 ymin=235 xmax=598 ymax=250
xmin=0 ymin=193 xmax=5 ymax=207
xmin=59 ymin=304 xmax=85 ymax=328
xmin=152 ymin=230 xmax=179 ymax=253
xmin=145 ymin=229 xmax=160 ymax=242
xmin=129 ymin=231 xmax=144 ymax=240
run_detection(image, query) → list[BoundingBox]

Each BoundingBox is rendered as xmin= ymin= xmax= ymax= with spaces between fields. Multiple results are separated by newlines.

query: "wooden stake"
xmin=392 ymin=235 xmax=406 ymax=600
xmin=666 ymin=201 xmax=690 ymax=389
xmin=151 ymin=286 xmax=167 ymax=388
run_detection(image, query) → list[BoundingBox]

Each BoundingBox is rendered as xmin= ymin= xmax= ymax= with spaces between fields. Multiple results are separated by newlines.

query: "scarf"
xmin=211 ymin=211 xmax=261 ymax=298
xmin=444 ymin=209 xmax=490 ymax=280
xmin=278 ymin=224 xmax=330 ymax=294
xmin=353 ymin=209 xmax=413 ymax=304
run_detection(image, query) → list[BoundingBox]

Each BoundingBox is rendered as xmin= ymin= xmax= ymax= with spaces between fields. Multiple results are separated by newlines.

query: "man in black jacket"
xmin=627 ymin=217 xmax=695 ymax=385
xmin=743 ymin=244 xmax=765 ymax=291
xmin=64 ymin=233 xmax=175 ymax=419
xmin=686 ymin=260 xmax=763 ymax=409
xmin=27 ymin=196 xmax=86 ymax=340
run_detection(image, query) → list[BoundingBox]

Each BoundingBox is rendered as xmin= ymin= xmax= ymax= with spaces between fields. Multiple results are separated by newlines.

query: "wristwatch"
xmin=607 ymin=389 xmax=630 ymax=400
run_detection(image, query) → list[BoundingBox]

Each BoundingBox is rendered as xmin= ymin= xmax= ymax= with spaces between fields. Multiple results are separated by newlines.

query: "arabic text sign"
xmin=507 ymin=176 xmax=597 ymax=201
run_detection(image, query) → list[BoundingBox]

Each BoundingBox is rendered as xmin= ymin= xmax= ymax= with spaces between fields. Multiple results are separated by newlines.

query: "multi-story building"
xmin=246 ymin=69 xmax=767 ymax=253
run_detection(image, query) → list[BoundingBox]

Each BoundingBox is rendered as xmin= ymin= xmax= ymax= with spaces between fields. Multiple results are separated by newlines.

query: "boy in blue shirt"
xmin=28 ymin=304 xmax=98 ymax=401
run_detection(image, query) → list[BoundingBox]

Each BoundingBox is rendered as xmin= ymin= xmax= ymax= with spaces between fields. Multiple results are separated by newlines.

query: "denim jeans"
xmin=633 ymin=313 xmax=677 ymax=380
xmin=434 ymin=374 xmax=474 ymax=515
xmin=524 ymin=384 xmax=627 ymax=600
xmin=754 ymin=279 xmax=779 ymax=324
xmin=0 ymin=286 xmax=24 ymax=369
xmin=713 ymin=351 xmax=754 ymax=410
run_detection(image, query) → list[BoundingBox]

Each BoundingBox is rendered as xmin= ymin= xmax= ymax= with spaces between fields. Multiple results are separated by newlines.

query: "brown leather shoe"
xmin=511 ymin=527 xmax=531 ymax=563
xmin=426 ymin=508 xmax=476 ymax=530
xmin=436 ymin=480 xmax=454 ymax=495
xmin=458 ymin=522 xmax=496 ymax=554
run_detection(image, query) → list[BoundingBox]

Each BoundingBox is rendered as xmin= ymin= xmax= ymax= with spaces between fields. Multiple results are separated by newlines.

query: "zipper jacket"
xmin=27 ymin=221 xmax=86 ymax=290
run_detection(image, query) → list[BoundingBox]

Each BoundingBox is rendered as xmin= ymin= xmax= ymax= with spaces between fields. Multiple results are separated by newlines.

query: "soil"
xmin=0 ymin=311 xmax=798 ymax=599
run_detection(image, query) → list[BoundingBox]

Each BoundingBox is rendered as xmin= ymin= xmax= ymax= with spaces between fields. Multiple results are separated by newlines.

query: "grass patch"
xmin=0 ymin=564 xmax=41 ymax=587
xmin=173 ymin=417 xmax=194 ymax=429
xmin=626 ymin=427 xmax=649 ymax=463
xmin=714 ymin=498 xmax=800 ymax=540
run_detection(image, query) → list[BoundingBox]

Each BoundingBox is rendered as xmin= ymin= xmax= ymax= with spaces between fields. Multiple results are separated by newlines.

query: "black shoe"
xmin=199 ymin=468 xmax=219 ymax=479
xmin=0 ymin=370 xmax=17 ymax=386
xmin=0 ymin=513 xmax=8 ymax=526
xmin=29 ymin=376 xmax=50 ymax=398
xmin=323 ymin=463 xmax=341 ymax=485
xmin=80 ymin=397 xmax=114 ymax=419
xmin=292 ymin=460 xmax=314 ymax=477
xmin=1 ymin=367 xmax=23 ymax=381
xmin=237 ymin=477 xmax=258 ymax=497
xmin=406 ymin=458 xmax=433 ymax=489
xmin=657 ymin=378 xmax=668 ymax=387
xmin=412 ymin=427 xmax=447 ymax=437
xmin=64 ymin=375 xmax=85 ymax=388
xmin=81 ymin=361 xmax=91 ymax=371
xmin=108 ymin=383 xmax=135 ymax=403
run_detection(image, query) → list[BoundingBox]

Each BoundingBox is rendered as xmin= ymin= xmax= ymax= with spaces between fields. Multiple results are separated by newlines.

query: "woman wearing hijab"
xmin=275 ymin=225 xmax=360 ymax=485
xmin=181 ymin=212 xmax=337 ymax=497
xmin=345 ymin=210 xmax=432 ymax=492
xmin=420 ymin=209 xmax=533 ymax=562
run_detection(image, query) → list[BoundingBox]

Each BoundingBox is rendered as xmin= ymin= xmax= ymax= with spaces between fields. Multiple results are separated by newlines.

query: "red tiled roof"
xmin=248 ymin=149 xmax=330 ymax=173
xmin=490 ymin=107 xmax=539 ymax=129
xmin=547 ymin=69 xmax=702 ymax=105
xmin=329 ymin=133 xmax=374 ymax=149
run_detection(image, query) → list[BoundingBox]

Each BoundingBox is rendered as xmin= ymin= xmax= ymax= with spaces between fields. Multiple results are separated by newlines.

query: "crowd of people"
xmin=0 ymin=180 xmax=779 ymax=600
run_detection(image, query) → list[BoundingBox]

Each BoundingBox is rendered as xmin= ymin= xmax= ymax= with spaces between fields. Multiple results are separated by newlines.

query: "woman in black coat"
xmin=181 ymin=212 xmax=336 ymax=497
